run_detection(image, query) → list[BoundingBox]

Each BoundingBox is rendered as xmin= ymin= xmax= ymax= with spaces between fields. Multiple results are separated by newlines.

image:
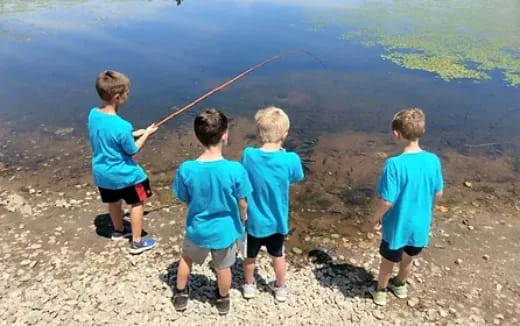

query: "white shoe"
xmin=268 ymin=281 xmax=287 ymax=302
xmin=242 ymin=282 xmax=256 ymax=299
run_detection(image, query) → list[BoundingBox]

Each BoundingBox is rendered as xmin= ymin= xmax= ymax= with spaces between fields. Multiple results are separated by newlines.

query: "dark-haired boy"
xmin=88 ymin=70 xmax=157 ymax=254
xmin=369 ymin=108 xmax=444 ymax=306
xmin=172 ymin=109 xmax=252 ymax=315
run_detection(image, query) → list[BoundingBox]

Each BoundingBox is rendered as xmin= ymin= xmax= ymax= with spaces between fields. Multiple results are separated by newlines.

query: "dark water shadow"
xmin=309 ymin=248 xmax=374 ymax=298
xmin=93 ymin=213 xmax=149 ymax=239
xmin=159 ymin=255 xmax=269 ymax=307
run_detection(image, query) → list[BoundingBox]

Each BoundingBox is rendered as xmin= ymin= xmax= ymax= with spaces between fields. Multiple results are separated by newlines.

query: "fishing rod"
xmin=154 ymin=49 xmax=325 ymax=127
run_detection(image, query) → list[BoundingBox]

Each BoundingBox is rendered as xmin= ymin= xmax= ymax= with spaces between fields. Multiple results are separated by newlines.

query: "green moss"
xmin=310 ymin=0 xmax=520 ymax=86
xmin=382 ymin=53 xmax=490 ymax=81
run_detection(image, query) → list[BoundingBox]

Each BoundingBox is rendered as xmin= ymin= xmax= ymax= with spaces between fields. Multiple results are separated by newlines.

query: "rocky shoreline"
xmin=1 ymin=123 xmax=519 ymax=325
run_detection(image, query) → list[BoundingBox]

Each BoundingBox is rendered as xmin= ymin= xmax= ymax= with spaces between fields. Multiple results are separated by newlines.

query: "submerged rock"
xmin=0 ymin=193 xmax=33 ymax=216
xmin=54 ymin=128 xmax=74 ymax=137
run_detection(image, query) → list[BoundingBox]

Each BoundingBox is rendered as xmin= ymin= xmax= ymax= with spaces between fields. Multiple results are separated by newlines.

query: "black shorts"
xmin=246 ymin=233 xmax=285 ymax=258
xmin=379 ymin=240 xmax=423 ymax=263
xmin=98 ymin=179 xmax=152 ymax=205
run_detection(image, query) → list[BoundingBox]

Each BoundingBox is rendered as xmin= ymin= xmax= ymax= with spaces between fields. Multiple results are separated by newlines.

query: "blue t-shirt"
xmin=173 ymin=159 xmax=253 ymax=249
xmin=242 ymin=147 xmax=304 ymax=237
xmin=88 ymin=108 xmax=147 ymax=190
xmin=378 ymin=151 xmax=444 ymax=250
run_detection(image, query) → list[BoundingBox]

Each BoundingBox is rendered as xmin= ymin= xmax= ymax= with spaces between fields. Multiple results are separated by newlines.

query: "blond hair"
xmin=255 ymin=106 xmax=290 ymax=143
xmin=392 ymin=108 xmax=426 ymax=141
xmin=95 ymin=70 xmax=130 ymax=102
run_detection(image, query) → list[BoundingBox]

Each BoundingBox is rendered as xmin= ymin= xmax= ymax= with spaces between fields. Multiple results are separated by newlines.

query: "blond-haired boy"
xmin=88 ymin=70 xmax=157 ymax=254
xmin=369 ymin=108 xmax=444 ymax=305
xmin=241 ymin=106 xmax=304 ymax=302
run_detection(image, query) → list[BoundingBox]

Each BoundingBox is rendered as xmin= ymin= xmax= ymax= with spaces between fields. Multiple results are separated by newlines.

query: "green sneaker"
xmin=388 ymin=277 xmax=408 ymax=299
xmin=371 ymin=287 xmax=387 ymax=306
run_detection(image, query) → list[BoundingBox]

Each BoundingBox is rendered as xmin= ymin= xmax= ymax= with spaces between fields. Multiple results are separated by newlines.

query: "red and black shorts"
xmin=98 ymin=179 xmax=152 ymax=205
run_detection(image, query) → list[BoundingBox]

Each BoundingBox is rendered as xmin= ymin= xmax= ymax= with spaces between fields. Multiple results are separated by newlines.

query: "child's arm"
xmin=290 ymin=154 xmax=305 ymax=184
xmin=134 ymin=124 xmax=158 ymax=151
xmin=238 ymin=198 xmax=248 ymax=223
xmin=368 ymin=198 xmax=392 ymax=231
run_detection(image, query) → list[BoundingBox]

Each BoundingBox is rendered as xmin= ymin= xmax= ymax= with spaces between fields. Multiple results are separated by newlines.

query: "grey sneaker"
xmin=215 ymin=290 xmax=230 ymax=315
xmin=242 ymin=282 xmax=256 ymax=299
xmin=268 ymin=281 xmax=287 ymax=302
xmin=388 ymin=277 xmax=408 ymax=299
xmin=173 ymin=287 xmax=189 ymax=312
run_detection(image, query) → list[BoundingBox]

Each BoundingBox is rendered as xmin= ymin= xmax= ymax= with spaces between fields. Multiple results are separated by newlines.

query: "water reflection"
xmin=0 ymin=0 xmax=519 ymax=154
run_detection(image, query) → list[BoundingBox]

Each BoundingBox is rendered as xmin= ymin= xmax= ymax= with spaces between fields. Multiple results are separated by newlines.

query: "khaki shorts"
xmin=182 ymin=238 xmax=237 ymax=269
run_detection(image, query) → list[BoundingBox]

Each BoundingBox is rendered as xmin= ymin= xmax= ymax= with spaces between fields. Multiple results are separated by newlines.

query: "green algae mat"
xmin=309 ymin=0 xmax=520 ymax=86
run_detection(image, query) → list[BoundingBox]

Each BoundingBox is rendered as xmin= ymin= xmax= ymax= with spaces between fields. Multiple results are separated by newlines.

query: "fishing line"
xmin=154 ymin=49 xmax=326 ymax=127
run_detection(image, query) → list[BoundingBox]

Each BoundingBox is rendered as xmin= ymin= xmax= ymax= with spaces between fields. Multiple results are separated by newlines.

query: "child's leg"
xmin=130 ymin=202 xmax=144 ymax=242
xmin=108 ymin=200 xmax=124 ymax=231
xmin=176 ymin=255 xmax=193 ymax=290
xmin=397 ymin=252 xmax=414 ymax=283
xmin=243 ymin=234 xmax=262 ymax=285
xmin=272 ymin=256 xmax=286 ymax=287
xmin=244 ymin=258 xmax=256 ymax=285
xmin=377 ymin=257 xmax=394 ymax=289
xmin=216 ymin=267 xmax=232 ymax=297
xmin=266 ymin=234 xmax=286 ymax=287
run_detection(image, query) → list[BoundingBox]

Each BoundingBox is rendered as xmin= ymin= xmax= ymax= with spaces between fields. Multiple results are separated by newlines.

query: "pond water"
xmin=1 ymin=1 xmax=519 ymax=192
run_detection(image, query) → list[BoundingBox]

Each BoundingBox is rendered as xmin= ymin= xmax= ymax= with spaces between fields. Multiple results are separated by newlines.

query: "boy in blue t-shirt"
xmin=88 ymin=70 xmax=158 ymax=254
xmin=172 ymin=109 xmax=252 ymax=315
xmin=369 ymin=108 xmax=444 ymax=306
xmin=241 ymin=107 xmax=304 ymax=302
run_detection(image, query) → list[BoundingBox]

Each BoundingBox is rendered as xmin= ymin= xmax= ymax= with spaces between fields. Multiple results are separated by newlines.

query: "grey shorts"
xmin=182 ymin=238 xmax=237 ymax=269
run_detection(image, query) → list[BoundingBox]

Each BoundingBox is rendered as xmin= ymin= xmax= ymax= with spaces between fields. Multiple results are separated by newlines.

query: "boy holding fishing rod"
xmin=368 ymin=108 xmax=444 ymax=306
xmin=172 ymin=109 xmax=252 ymax=315
xmin=88 ymin=70 xmax=158 ymax=254
xmin=241 ymin=106 xmax=304 ymax=302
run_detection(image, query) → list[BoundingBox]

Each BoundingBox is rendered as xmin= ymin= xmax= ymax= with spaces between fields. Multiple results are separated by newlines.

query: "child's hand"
xmin=242 ymin=213 xmax=248 ymax=223
xmin=145 ymin=123 xmax=159 ymax=136
xmin=133 ymin=129 xmax=146 ymax=138
xmin=371 ymin=219 xmax=382 ymax=231
xmin=363 ymin=217 xmax=381 ymax=233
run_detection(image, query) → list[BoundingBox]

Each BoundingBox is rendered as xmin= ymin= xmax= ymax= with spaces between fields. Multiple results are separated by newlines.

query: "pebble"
xmin=463 ymin=181 xmax=473 ymax=188
xmin=436 ymin=205 xmax=449 ymax=213
xmin=292 ymin=247 xmax=303 ymax=255
xmin=454 ymin=258 xmax=462 ymax=265
xmin=372 ymin=310 xmax=385 ymax=320
xmin=408 ymin=297 xmax=420 ymax=307
xmin=20 ymin=260 xmax=31 ymax=266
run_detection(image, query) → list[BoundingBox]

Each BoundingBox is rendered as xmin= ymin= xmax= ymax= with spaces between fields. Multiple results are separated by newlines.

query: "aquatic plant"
xmin=312 ymin=0 xmax=520 ymax=86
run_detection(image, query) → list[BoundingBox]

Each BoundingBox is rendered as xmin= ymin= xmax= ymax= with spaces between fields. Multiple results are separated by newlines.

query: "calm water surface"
xmin=1 ymin=0 xmax=519 ymax=154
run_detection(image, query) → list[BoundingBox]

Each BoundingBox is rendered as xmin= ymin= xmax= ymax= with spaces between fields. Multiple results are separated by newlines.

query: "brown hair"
xmin=194 ymin=109 xmax=228 ymax=147
xmin=392 ymin=108 xmax=426 ymax=141
xmin=95 ymin=70 xmax=130 ymax=102
xmin=255 ymin=106 xmax=290 ymax=143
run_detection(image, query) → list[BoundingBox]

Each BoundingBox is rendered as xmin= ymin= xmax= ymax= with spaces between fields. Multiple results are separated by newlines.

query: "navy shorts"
xmin=379 ymin=240 xmax=423 ymax=263
xmin=246 ymin=233 xmax=285 ymax=258
xmin=98 ymin=179 xmax=152 ymax=205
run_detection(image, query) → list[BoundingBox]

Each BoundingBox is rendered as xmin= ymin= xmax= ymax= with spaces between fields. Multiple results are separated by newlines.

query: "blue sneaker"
xmin=129 ymin=237 xmax=156 ymax=255
xmin=111 ymin=224 xmax=132 ymax=240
